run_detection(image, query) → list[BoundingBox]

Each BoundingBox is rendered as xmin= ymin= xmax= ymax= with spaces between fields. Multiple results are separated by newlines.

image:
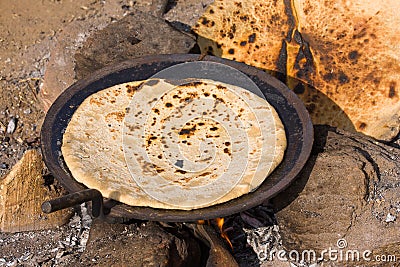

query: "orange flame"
xmin=197 ymin=219 xmax=206 ymax=225
xmin=215 ymin=218 xmax=233 ymax=249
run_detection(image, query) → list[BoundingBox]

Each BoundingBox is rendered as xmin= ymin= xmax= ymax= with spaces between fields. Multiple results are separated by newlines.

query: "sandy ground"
xmin=0 ymin=1 xmax=140 ymax=265
xmin=0 ymin=0 xmax=111 ymax=177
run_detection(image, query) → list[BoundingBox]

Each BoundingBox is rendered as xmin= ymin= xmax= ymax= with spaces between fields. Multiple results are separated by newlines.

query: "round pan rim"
xmin=40 ymin=54 xmax=313 ymax=222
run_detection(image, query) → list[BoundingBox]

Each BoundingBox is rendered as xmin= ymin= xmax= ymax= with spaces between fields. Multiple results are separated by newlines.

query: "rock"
xmin=131 ymin=0 xmax=168 ymax=17
xmin=273 ymin=126 xmax=400 ymax=266
xmin=0 ymin=150 xmax=72 ymax=233
xmin=164 ymin=0 xmax=214 ymax=27
xmin=39 ymin=20 xmax=87 ymax=111
xmin=40 ymin=8 xmax=196 ymax=111
xmin=74 ymin=219 xmax=202 ymax=266
xmin=39 ymin=15 xmax=120 ymax=111
xmin=74 ymin=10 xmax=196 ymax=80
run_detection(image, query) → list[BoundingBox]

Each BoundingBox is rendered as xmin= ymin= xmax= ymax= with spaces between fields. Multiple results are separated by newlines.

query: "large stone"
xmin=0 ymin=150 xmax=72 ymax=233
xmin=273 ymin=126 xmax=400 ymax=266
xmin=39 ymin=1 xmax=128 ymax=111
xmin=132 ymin=0 xmax=168 ymax=17
xmin=74 ymin=219 xmax=202 ymax=266
xmin=40 ymin=4 xmax=196 ymax=111
xmin=74 ymin=10 xmax=195 ymax=80
xmin=163 ymin=0 xmax=214 ymax=27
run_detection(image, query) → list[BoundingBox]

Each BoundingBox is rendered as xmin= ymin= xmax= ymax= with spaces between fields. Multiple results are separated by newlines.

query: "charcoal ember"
xmin=240 ymin=205 xmax=276 ymax=228
xmin=240 ymin=212 xmax=265 ymax=228
xmin=220 ymin=203 xmax=283 ymax=266
xmin=223 ymin=217 xmax=262 ymax=266
xmin=244 ymin=225 xmax=282 ymax=262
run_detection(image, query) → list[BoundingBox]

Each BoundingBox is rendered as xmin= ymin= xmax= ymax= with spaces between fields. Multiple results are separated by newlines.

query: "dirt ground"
xmin=0 ymin=0 xmax=144 ymax=265
xmin=1 ymin=0 xmax=97 ymax=176
xmin=0 ymin=0 xmax=139 ymax=178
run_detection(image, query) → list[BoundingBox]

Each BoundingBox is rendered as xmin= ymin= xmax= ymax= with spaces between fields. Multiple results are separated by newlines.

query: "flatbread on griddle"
xmin=61 ymin=78 xmax=286 ymax=210
xmin=193 ymin=0 xmax=400 ymax=141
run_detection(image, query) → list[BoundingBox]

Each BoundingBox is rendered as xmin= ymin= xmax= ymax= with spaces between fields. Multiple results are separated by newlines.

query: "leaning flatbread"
xmin=193 ymin=0 xmax=400 ymax=141
xmin=61 ymin=78 xmax=286 ymax=210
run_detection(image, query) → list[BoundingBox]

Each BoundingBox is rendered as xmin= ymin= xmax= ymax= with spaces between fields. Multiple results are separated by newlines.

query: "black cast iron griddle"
xmin=40 ymin=54 xmax=313 ymax=222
